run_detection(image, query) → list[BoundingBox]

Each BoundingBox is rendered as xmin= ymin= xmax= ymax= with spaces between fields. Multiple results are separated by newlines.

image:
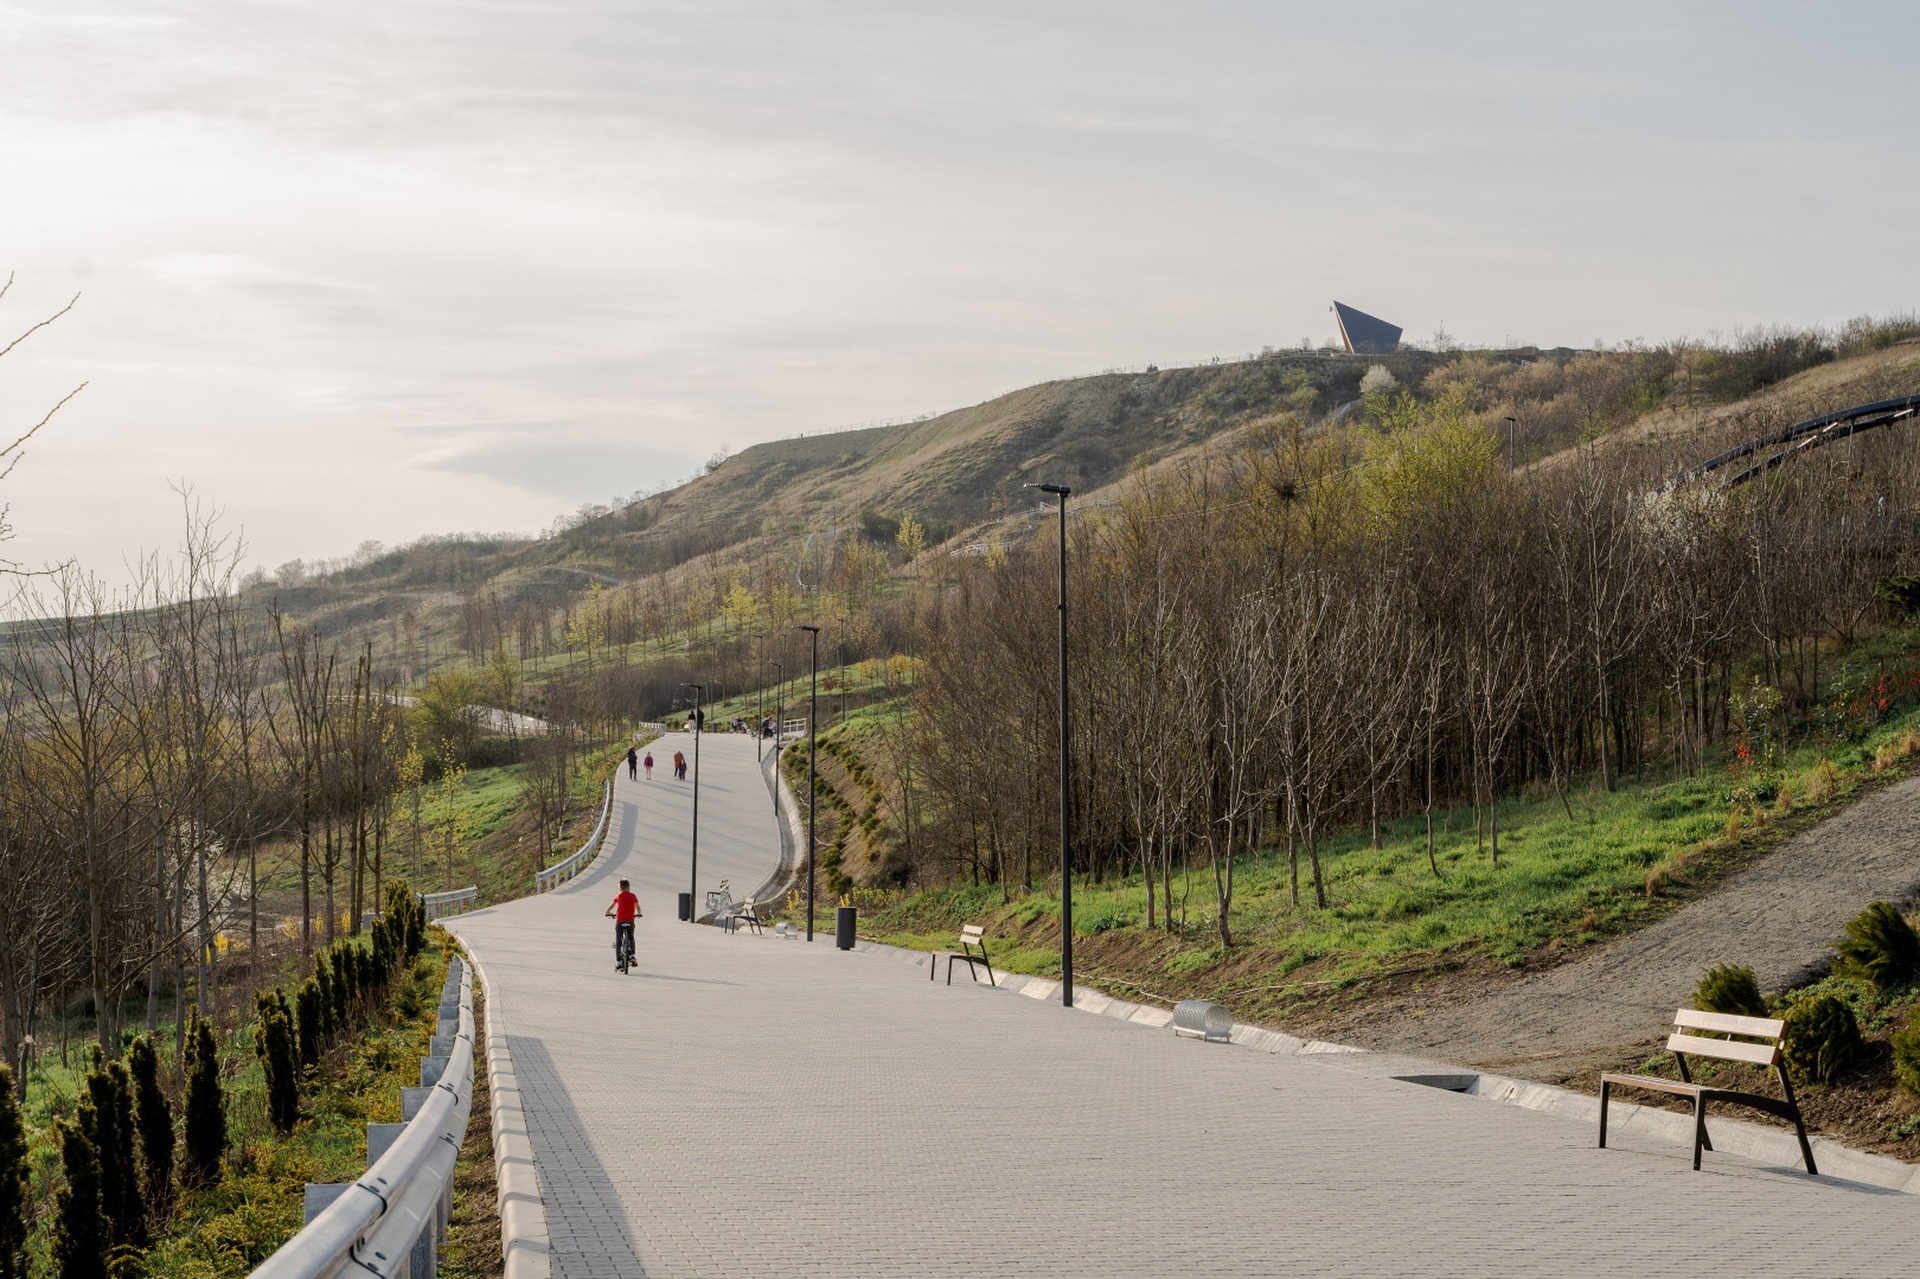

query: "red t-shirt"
xmin=613 ymin=891 xmax=639 ymax=922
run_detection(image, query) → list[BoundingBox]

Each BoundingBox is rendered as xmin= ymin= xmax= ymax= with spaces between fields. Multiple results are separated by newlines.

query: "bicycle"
xmin=614 ymin=921 xmax=636 ymax=974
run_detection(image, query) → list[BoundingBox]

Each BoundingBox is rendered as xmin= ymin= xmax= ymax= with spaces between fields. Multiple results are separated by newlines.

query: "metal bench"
xmin=1598 ymin=1008 xmax=1816 ymax=1174
xmin=724 ymin=897 xmax=764 ymax=935
xmin=932 ymin=924 xmax=995 ymax=986
xmin=704 ymin=880 xmax=734 ymax=921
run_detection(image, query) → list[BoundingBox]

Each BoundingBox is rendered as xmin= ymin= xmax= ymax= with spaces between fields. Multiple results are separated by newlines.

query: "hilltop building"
xmin=1332 ymin=301 xmax=1402 ymax=355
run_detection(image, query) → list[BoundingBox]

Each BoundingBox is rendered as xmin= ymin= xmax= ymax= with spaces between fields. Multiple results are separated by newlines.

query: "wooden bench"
xmin=724 ymin=897 xmax=763 ymax=935
xmin=931 ymin=924 xmax=995 ymax=986
xmin=1598 ymin=1008 xmax=1817 ymax=1174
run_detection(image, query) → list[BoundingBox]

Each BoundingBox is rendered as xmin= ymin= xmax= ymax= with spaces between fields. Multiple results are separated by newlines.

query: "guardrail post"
xmin=302 ymin=1183 xmax=350 ymax=1224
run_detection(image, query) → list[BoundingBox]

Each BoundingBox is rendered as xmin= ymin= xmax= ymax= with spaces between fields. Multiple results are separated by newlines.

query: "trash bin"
xmin=677 ymin=892 xmax=692 ymax=922
xmin=835 ymin=905 xmax=856 ymax=950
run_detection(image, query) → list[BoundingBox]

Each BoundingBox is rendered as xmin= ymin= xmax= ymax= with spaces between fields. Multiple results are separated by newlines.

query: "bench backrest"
xmin=960 ymin=924 xmax=986 ymax=944
xmin=1666 ymin=1008 xmax=1786 ymax=1068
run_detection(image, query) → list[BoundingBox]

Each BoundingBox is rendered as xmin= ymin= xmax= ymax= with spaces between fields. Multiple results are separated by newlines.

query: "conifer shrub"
xmin=1834 ymin=901 xmax=1920 ymax=990
xmin=1784 ymin=993 xmax=1866 ymax=1084
xmin=54 ymin=1111 xmax=109 ymax=1279
xmin=1692 ymin=964 xmax=1767 ymax=1018
xmin=254 ymin=994 xmax=300 ymax=1135
xmin=125 ymin=1037 xmax=174 ymax=1217
xmin=0 ymin=1065 xmax=28 ymax=1279
xmin=181 ymin=1013 xmax=227 ymax=1186
xmin=80 ymin=1063 xmax=143 ymax=1250
xmin=316 ymin=954 xmax=342 ymax=1037
xmin=295 ymin=979 xmax=324 ymax=1068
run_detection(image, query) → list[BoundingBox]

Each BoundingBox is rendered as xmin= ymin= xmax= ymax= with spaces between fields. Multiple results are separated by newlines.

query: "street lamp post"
xmin=1506 ymin=415 xmax=1517 ymax=471
xmin=755 ymin=635 xmax=765 ymax=762
xmin=1025 ymin=481 xmax=1073 ymax=1008
xmin=797 ymin=624 xmax=821 ymax=941
xmin=769 ymin=660 xmax=784 ymax=815
xmin=681 ymin=682 xmax=703 ymax=917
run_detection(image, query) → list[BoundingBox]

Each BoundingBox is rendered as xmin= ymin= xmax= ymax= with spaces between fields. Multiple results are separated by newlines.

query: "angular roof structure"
xmin=1332 ymin=302 xmax=1402 ymax=355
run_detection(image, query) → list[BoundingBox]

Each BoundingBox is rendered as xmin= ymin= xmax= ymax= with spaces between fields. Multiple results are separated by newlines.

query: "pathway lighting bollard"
xmin=678 ymin=891 xmax=692 ymax=922
xmin=1171 ymin=999 xmax=1234 ymax=1042
xmin=836 ymin=905 xmax=856 ymax=950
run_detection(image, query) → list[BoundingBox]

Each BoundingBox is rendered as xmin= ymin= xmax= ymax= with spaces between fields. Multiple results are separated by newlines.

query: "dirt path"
xmin=1343 ymin=773 xmax=1920 ymax=1082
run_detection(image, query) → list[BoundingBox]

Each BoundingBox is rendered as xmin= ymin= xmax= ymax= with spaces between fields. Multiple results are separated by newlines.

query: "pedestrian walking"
xmin=626 ymin=746 xmax=638 ymax=780
xmin=643 ymin=750 xmax=654 ymax=780
xmin=673 ymin=750 xmax=687 ymax=780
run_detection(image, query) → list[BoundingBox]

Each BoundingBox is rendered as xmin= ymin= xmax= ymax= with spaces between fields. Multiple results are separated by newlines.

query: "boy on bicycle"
xmin=605 ymin=879 xmax=641 ymax=971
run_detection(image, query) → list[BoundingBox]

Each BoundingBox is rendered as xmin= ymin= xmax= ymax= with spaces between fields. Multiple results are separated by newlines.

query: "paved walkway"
xmin=452 ymin=735 xmax=1920 ymax=1278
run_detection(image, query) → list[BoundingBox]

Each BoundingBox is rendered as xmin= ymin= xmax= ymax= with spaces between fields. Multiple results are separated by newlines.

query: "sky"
xmin=1 ymin=0 xmax=1916 ymax=577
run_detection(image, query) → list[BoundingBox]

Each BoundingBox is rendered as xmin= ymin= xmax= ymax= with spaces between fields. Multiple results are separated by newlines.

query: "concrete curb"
xmin=461 ymin=944 xmax=552 ymax=1279
xmin=750 ymin=741 xmax=804 ymax=906
xmin=832 ymin=934 xmax=1920 ymax=1193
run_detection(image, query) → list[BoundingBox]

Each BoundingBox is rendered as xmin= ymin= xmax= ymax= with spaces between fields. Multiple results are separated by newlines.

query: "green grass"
xmin=864 ymin=700 xmax=1920 ymax=1002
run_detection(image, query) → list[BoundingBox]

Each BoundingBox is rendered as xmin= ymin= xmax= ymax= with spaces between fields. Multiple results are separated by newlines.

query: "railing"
xmin=781 ymin=717 xmax=809 ymax=740
xmin=534 ymin=779 xmax=614 ymax=893
xmin=419 ymin=887 xmax=478 ymax=922
xmin=251 ymin=958 xmax=475 ymax=1279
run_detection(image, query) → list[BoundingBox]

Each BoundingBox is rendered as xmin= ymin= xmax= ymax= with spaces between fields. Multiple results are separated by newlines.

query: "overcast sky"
xmin=2 ymin=0 xmax=1916 ymax=576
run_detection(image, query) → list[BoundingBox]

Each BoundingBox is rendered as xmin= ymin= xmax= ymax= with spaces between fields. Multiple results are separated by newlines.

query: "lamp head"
xmin=1024 ymin=482 xmax=1071 ymax=496
xmin=797 ymin=624 xmax=821 ymax=634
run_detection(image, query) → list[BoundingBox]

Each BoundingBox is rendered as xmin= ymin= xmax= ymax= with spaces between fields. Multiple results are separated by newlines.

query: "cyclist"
xmin=605 ymin=878 xmax=641 ymax=972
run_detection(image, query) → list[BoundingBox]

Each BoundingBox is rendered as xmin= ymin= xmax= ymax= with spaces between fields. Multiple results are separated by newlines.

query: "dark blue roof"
xmin=1333 ymin=302 xmax=1402 ymax=355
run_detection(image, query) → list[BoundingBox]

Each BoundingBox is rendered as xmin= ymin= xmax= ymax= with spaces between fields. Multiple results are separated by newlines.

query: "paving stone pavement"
xmin=452 ymin=734 xmax=1920 ymax=1278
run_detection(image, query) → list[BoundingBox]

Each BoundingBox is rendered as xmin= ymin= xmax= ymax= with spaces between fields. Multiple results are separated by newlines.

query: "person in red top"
xmin=605 ymin=878 xmax=641 ymax=972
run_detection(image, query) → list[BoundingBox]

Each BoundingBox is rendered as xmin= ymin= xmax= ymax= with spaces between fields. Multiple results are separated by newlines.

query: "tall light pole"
xmin=1505 ymin=415 xmax=1517 ymax=471
xmin=681 ymin=682 xmax=703 ymax=917
xmin=1025 ymin=481 xmax=1073 ymax=1007
xmin=755 ymin=634 xmax=765 ymax=762
xmin=769 ymin=660 xmax=784 ymax=815
xmin=797 ymin=624 xmax=821 ymax=941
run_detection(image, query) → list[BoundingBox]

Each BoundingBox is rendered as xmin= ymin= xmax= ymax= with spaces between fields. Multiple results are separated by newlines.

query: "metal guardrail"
xmin=419 ymin=887 xmax=478 ymax=922
xmin=251 ymin=958 xmax=475 ymax=1279
xmin=533 ymin=779 xmax=614 ymax=893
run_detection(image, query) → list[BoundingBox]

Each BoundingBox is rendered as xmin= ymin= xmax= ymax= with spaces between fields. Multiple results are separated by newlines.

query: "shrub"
xmin=53 ymin=1111 xmax=109 ymax=1279
xmin=125 ymin=1037 xmax=174 ymax=1219
xmin=1784 ymin=993 xmax=1867 ymax=1084
xmin=1835 ymin=901 xmax=1920 ymax=990
xmin=80 ymin=1063 xmax=143 ymax=1250
xmin=1893 ymin=1011 xmax=1920 ymax=1095
xmin=295 ymin=979 xmax=324 ymax=1068
xmin=181 ymin=1013 xmax=227 ymax=1185
xmin=253 ymin=994 xmax=300 ymax=1136
xmin=1692 ymin=964 xmax=1767 ymax=1018
xmin=0 ymin=1065 xmax=27 ymax=1279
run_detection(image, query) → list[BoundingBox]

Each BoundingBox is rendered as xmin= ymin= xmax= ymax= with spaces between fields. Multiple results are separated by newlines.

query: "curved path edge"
xmin=465 ymin=943 xmax=552 ymax=1279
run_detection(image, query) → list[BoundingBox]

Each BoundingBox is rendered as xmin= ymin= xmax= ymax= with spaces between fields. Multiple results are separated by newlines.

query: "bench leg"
xmin=1778 ymin=1066 xmax=1818 ymax=1175
xmin=1692 ymin=1094 xmax=1707 ymax=1171
xmin=1597 ymin=1080 xmax=1610 ymax=1149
